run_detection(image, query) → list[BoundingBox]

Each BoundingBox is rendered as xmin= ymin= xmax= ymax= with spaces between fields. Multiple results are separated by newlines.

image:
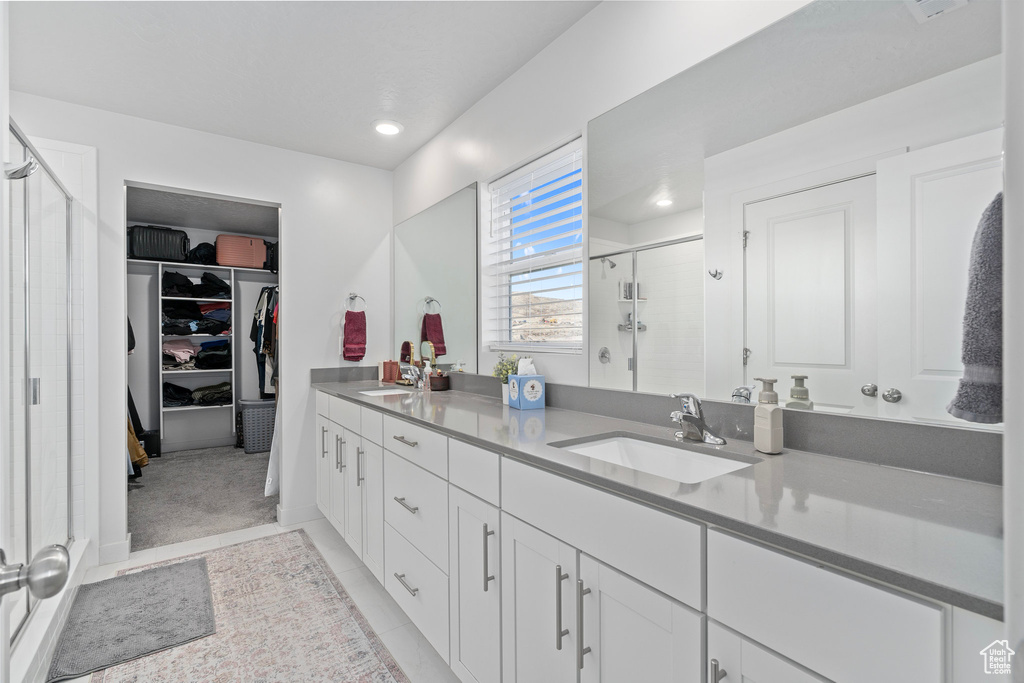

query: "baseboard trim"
xmin=277 ymin=503 xmax=322 ymax=527
xmin=98 ymin=536 xmax=131 ymax=564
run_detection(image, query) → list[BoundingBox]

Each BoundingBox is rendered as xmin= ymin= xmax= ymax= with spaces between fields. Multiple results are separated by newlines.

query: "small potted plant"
xmin=492 ymin=352 xmax=519 ymax=405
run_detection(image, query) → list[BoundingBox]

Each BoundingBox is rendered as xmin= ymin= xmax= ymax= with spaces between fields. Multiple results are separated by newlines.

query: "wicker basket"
xmin=240 ymin=399 xmax=276 ymax=453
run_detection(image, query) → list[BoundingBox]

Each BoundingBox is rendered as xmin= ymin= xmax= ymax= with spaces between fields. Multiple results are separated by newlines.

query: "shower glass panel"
xmin=589 ymin=255 xmax=635 ymax=391
xmin=4 ymin=123 xmax=73 ymax=641
xmin=635 ymin=240 xmax=705 ymax=396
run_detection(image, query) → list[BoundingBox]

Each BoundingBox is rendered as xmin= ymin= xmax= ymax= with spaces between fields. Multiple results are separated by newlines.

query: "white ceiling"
xmin=11 ymin=1 xmax=597 ymax=171
xmin=588 ymin=0 xmax=1001 ymax=226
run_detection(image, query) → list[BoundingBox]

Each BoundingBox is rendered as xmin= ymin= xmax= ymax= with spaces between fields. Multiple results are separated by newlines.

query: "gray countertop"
xmin=313 ymin=381 xmax=1003 ymax=620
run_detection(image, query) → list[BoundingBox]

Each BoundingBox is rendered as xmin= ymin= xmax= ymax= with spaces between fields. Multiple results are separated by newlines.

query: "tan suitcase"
xmin=216 ymin=235 xmax=267 ymax=268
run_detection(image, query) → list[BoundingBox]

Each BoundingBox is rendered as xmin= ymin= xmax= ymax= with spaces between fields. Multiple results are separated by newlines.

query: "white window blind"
xmin=484 ymin=139 xmax=583 ymax=351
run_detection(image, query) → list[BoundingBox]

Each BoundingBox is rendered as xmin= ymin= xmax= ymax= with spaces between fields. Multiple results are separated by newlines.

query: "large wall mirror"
xmin=393 ymin=184 xmax=478 ymax=372
xmin=587 ymin=0 xmax=1003 ymax=429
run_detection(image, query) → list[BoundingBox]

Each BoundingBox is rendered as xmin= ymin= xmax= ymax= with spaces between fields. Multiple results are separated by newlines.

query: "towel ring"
xmin=346 ymin=292 xmax=367 ymax=312
xmin=421 ymin=297 xmax=442 ymax=315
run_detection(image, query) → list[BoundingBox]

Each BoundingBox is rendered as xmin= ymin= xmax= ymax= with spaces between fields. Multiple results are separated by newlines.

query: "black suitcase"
xmin=264 ymin=241 xmax=278 ymax=273
xmin=128 ymin=225 xmax=190 ymax=262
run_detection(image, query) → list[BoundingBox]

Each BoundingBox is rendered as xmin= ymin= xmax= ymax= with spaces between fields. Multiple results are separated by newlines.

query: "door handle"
xmin=577 ymin=579 xmax=592 ymax=669
xmin=356 ymin=447 xmax=364 ymax=485
xmin=394 ymin=572 xmax=419 ymax=596
xmin=710 ymin=658 xmax=727 ymax=681
xmin=339 ymin=436 xmax=346 ymax=470
xmin=392 ymin=435 xmax=418 ymax=448
xmin=555 ymin=565 xmax=569 ymax=650
xmin=883 ymin=388 xmax=903 ymax=403
xmin=321 ymin=426 xmax=327 ymax=458
xmin=861 ymin=383 xmax=878 ymax=397
xmin=0 ymin=545 xmax=69 ymax=600
xmin=482 ymin=523 xmax=495 ymax=592
xmin=335 ymin=434 xmax=341 ymax=470
xmin=393 ymin=497 xmax=418 ymax=514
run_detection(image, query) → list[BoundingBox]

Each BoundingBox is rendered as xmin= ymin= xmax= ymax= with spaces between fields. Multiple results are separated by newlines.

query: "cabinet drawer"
xmin=502 ymin=458 xmax=701 ymax=609
xmin=328 ymin=395 xmax=359 ymax=431
xmin=385 ymin=524 xmax=450 ymax=663
xmin=360 ymin=407 xmax=383 ymax=445
xmin=316 ymin=390 xmax=330 ymax=417
xmin=385 ymin=451 xmax=449 ymax=571
xmin=449 ymin=439 xmax=500 ymax=506
xmin=707 ymin=530 xmax=943 ymax=683
xmin=384 ymin=415 xmax=448 ymax=478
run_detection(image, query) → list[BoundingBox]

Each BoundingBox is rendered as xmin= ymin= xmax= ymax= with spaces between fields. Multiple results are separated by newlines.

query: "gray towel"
xmin=947 ymin=192 xmax=1002 ymax=424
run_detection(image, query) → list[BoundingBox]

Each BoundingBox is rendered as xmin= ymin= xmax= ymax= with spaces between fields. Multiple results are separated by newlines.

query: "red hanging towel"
xmin=343 ymin=310 xmax=366 ymax=361
xmin=421 ymin=313 xmax=447 ymax=356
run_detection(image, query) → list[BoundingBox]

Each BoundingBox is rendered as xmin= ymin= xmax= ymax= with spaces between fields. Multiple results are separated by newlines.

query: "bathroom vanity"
xmin=312 ymin=380 xmax=1003 ymax=683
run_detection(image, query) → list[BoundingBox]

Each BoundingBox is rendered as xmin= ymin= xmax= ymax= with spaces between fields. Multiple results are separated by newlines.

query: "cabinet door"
xmin=707 ymin=621 xmax=826 ymax=683
xmin=362 ymin=440 xmax=385 ymax=584
xmin=315 ymin=415 xmax=331 ymax=517
xmin=344 ymin=429 xmax=364 ymax=555
xmin=449 ymin=487 xmax=501 ymax=683
xmin=501 ymin=513 xmax=577 ymax=683
xmin=328 ymin=421 xmax=347 ymax=536
xmin=579 ymin=555 xmax=702 ymax=683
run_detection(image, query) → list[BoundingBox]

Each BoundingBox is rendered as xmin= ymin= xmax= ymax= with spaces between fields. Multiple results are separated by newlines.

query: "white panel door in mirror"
xmin=876 ymin=128 xmax=1003 ymax=426
xmin=745 ymin=175 xmax=876 ymax=412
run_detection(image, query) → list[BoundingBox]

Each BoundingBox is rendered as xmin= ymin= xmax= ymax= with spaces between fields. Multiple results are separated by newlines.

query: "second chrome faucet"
xmin=670 ymin=393 xmax=726 ymax=445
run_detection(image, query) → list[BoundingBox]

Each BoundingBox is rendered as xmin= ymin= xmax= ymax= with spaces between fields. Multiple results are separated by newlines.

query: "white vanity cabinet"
xmin=315 ymin=413 xmax=331 ymax=517
xmin=449 ymin=485 xmax=501 ymax=683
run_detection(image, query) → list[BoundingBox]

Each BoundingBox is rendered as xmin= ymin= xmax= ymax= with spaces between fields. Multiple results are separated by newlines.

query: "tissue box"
xmin=508 ymin=374 xmax=545 ymax=410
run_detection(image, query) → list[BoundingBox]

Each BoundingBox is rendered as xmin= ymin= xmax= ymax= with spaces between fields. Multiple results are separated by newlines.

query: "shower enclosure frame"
xmin=589 ymin=233 xmax=704 ymax=392
xmin=7 ymin=119 xmax=75 ymax=644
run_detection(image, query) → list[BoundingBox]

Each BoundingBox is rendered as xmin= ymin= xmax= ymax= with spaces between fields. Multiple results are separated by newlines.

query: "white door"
xmin=745 ymin=175 xmax=877 ymax=413
xmin=579 ymin=554 xmax=703 ymax=682
xmin=328 ymin=422 xmax=346 ymax=535
xmin=707 ymin=621 xmax=827 ymax=683
xmin=344 ymin=433 xmax=364 ymax=556
xmin=449 ymin=487 xmax=501 ymax=683
xmin=315 ymin=415 xmax=330 ymax=516
xmin=501 ymin=513 xmax=577 ymax=683
xmin=876 ymin=129 xmax=1003 ymax=425
xmin=362 ymin=440 xmax=384 ymax=583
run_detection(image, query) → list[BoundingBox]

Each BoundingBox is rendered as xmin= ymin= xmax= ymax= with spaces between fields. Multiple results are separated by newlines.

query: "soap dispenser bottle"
xmin=787 ymin=375 xmax=814 ymax=410
xmin=753 ymin=377 xmax=784 ymax=454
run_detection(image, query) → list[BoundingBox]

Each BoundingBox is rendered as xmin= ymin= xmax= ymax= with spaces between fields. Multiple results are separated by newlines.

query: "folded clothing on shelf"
xmin=195 ymin=339 xmax=231 ymax=369
xmin=162 ymin=339 xmax=199 ymax=363
xmin=192 ymin=381 xmax=232 ymax=406
xmin=162 ymin=317 xmax=231 ymax=336
xmin=161 ymin=270 xmax=231 ymax=299
xmin=162 ymin=382 xmax=194 ymax=407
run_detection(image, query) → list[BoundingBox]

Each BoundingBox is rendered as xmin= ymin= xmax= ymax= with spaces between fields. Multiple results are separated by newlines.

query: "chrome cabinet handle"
xmin=394 ymin=496 xmax=419 ymax=514
xmin=357 ymin=447 xmax=364 ymax=485
xmin=883 ymin=388 xmax=903 ymax=403
xmin=321 ymin=426 xmax=327 ymax=458
xmin=335 ymin=434 xmax=341 ymax=470
xmin=555 ymin=565 xmax=569 ymax=650
xmin=394 ymin=572 xmax=419 ymax=596
xmin=393 ymin=435 xmax=418 ymax=448
xmin=339 ymin=435 xmax=346 ymax=470
xmin=483 ymin=523 xmax=495 ymax=592
xmin=577 ymin=579 xmax=591 ymax=670
xmin=710 ymin=658 xmax=727 ymax=681
xmin=861 ymin=383 xmax=878 ymax=397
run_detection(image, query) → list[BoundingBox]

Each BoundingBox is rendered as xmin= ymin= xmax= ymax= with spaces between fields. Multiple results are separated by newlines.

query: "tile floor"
xmin=65 ymin=517 xmax=460 ymax=683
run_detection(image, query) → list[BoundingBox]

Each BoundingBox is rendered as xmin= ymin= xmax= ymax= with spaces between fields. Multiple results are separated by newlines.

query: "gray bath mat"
xmin=46 ymin=558 xmax=215 ymax=682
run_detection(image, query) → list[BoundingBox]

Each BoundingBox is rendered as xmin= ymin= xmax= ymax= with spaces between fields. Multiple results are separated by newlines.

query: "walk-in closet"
xmin=124 ymin=182 xmax=281 ymax=550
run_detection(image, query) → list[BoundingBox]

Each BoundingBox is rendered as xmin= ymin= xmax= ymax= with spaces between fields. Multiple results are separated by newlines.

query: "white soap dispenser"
xmin=753 ymin=377 xmax=784 ymax=455
xmin=787 ymin=375 xmax=814 ymax=410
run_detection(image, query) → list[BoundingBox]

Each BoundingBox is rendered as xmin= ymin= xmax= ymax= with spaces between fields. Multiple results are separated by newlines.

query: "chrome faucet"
xmin=402 ymin=365 xmax=423 ymax=389
xmin=670 ymin=393 xmax=726 ymax=445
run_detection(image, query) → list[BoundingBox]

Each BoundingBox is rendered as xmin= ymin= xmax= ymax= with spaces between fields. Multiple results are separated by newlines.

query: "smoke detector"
xmin=905 ymin=0 xmax=969 ymax=23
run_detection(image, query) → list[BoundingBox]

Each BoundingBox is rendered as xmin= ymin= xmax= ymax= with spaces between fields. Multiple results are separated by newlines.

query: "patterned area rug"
xmin=92 ymin=531 xmax=409 ymax=683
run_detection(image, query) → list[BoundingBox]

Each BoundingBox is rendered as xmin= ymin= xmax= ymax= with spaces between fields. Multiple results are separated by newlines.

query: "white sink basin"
xmin=559 ymin=436 xmax=754 ymax=484
xmin=359 ymin=389 xmax=410 ymax=397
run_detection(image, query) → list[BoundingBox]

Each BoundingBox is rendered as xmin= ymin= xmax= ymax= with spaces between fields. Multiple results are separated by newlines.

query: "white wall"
xmin=11 ymin=91 xmax=393 ymax=559
xmin=1003 ymin=0 xmax=1023 ymax=668
xmin=392 ymin=0 xmax=811 ymax=385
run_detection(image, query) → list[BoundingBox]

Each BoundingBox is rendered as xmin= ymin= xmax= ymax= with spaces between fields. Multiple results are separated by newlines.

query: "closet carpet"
xmin=128 ymin=445 xmax=278 ymax=550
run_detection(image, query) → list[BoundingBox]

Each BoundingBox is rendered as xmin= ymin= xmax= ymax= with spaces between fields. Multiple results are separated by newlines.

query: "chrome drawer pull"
xmin=483 ymin=523 xmax=496 ymax=592
xmin=339 ymin=435 xmax=346 ymax=470
xmin=335 ymin=434 xmax=342 ymax=470
xmin=357 ymin=447 xmax=364 ymax=485
xmin=394 ymin=496 xmax=419 ymax=514
xmin=393 ymin=435 xmax=419 ymax=448
xmin=320 ymin=426 xmax=327 ymax=458
xmin=577 ymin=579 xmax=592 ymax=669
xmin=710 ymin=658 xmax=727 ymax=681
xmin=555 ymin=565 xmax=569 ymax=650
xmin=394 ymin=572 xmax=419 ymax=596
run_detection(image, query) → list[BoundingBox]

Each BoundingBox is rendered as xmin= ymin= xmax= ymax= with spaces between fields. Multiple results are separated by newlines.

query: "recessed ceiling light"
xmin=656 ymin=199 xmax=673 ymax=207
xmin=374 ymin=120 xmax=404 ymax=136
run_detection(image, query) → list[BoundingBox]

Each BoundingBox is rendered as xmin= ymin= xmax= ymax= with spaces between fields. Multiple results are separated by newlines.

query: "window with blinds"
xmin=484 ymin=139 xmax=583 ymax=351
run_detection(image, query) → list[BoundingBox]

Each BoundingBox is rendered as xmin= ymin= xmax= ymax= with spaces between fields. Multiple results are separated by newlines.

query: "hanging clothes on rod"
xmin=250 ymin=285 xmax=280 ymax=398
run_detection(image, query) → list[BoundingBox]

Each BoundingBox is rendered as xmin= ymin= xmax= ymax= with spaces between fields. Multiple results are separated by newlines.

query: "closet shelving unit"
xmin=126 ymin=182 xmax=280 ymax=452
